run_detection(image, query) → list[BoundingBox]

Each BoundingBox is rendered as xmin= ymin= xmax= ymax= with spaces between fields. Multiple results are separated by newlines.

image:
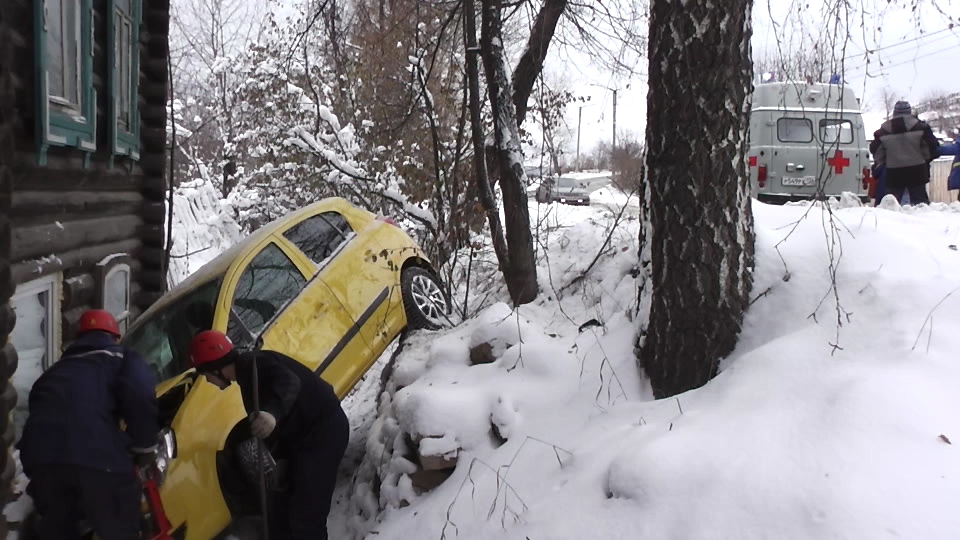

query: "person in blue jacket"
xmin=872 ymin=161 xmax=887 ymax=205
xmin=939 ymin=138 xmax=960 ymax=202
xmin=18 ymin=309 xmax=159 ymax=540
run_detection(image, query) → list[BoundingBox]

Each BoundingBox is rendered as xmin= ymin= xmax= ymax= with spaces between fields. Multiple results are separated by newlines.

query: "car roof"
xmin=130 ymin=197 xmax=355 ymax=327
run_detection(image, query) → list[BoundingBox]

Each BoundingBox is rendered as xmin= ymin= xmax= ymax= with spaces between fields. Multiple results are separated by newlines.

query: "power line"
xmin=843 ymin=26 xmax=955 ymax=60
xmin=845 ymin=42 xmax=957 ymax=75
xmin=841 ymin=32 xmax=958 ymax=72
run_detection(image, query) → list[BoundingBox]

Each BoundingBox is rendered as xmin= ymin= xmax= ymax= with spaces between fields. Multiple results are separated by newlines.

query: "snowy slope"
xmin=334 ymin=194 xmax=960 ymax=540
xmin=166 ymin=179 xmax=244 ymax=286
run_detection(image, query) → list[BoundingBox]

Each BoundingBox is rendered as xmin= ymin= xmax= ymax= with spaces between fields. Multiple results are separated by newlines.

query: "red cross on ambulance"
xmin=826 ymin=150 xmax=850 ymax=175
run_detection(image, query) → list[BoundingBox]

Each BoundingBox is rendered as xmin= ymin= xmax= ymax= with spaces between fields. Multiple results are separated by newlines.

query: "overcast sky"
xmin=564 ymin=0 xmax=960 ymax=153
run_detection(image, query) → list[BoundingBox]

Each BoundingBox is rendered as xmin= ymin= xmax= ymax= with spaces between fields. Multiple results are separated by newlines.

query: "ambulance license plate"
xmin=782 ymin=176 xmax=816 ymax=186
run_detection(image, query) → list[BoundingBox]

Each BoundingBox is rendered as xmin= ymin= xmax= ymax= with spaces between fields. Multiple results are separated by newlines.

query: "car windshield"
xmin=124 ymin=276 xmax=224 ymax=383
xmin=557 ymin=177 xmax=577 ymax=188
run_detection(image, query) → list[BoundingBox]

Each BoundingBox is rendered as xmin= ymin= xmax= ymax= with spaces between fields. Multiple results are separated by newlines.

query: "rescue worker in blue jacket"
xmin=870 ymin=100 xmax=940 ymax=205
xmin=18 ymin=309 xmax=159 ymax=540
xmin=189 ymin=330 xmax=349 ymax=540
xmin=938 ymin=139 xmax=960 ymax=202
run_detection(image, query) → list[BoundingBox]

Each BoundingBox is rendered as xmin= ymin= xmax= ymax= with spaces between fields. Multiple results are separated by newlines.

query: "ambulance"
xmin=748 ymin=81 xmax=872 ymax=203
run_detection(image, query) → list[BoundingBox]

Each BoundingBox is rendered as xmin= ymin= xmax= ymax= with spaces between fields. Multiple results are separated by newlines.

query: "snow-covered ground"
xmin=8 ymin=186 xmax=960 ymax=540
xmin=166 ymin=179 xmax=244 ymax=286
xmin=332 ymin=192 xmax=960 ymax=539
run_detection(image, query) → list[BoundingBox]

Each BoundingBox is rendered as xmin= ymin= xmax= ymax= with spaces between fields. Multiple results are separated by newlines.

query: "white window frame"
xmin=103 ymin=263 xmax=131 ymax=332
xmin=11 ymin=273 xmax=63 ymax=371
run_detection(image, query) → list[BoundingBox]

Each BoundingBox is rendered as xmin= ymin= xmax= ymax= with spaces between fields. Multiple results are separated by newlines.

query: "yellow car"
xmin=122 ymin=197 xmax=449 ymax=539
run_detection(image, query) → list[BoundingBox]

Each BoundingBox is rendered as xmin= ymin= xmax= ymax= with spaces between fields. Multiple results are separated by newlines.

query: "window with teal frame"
xmin=34 ymin=0 xmax=96 ymax=165
xmin=108 ymin=0 xmax=141 ymax=162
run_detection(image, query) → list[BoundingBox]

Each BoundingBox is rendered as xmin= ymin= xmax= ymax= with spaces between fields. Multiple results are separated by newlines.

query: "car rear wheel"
xmin=401 ymin=267 xmax=450 ymax=330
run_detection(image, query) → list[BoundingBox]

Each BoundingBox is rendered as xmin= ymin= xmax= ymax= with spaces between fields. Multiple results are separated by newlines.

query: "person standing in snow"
xmin=188 ymin=330 xmax=349 ymax=540
xmin=937 ymin=138 xmax=960 ymax=202
xmin=869 ymin=100 xmax=940 ymax=205
xmin=17 ymin=309 xmax=159 ymax=540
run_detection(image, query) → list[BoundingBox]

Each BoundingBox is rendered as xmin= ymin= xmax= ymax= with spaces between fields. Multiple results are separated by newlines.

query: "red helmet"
xmin=189 ymin=330 xmax=234 ymax=370
xmin=78 ymin=309 xmax=121 ymax=337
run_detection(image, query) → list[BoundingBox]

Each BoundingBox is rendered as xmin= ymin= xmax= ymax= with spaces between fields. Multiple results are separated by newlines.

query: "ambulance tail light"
xmin=758 ymin=165 xmax=768 ymax=188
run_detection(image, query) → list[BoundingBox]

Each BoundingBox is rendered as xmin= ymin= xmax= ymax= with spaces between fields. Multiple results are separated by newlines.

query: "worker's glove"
xmin=131 ymin=448 xmax=157 ymax=468
xmin=250 ymin=411 xmax=277 ymax=439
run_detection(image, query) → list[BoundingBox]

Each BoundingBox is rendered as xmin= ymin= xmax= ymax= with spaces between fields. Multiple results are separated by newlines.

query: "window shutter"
xmin=33 ymin=0 xmax=97 ymax=165
xmin=108 ymin=0 xmax=142 ymax=163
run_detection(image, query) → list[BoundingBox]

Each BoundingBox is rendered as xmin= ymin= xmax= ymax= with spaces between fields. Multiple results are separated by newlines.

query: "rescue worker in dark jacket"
xmin=18 ymin=309 xmax=159 ymax=540
xmin=189 ymin=330 xmax=349 ymax=540
xmin=870 ymin=100 xmax=939 ymax=205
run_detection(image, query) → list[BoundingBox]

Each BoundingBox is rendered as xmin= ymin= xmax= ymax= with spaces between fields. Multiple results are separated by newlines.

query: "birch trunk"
xmin=638 ymin=0 xmax=756 ymax=398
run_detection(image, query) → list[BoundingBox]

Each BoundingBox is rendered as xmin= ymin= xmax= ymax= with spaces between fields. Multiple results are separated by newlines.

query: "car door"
xmin=775 ymin=116 xmax=819 ymax=194
xmin=817 ymin=116 xmax=861 ymax=195
xmin=277 ymin=210 xmax=387 ymax=394
xmin=217 ymin=239 xmax=356 ymax=397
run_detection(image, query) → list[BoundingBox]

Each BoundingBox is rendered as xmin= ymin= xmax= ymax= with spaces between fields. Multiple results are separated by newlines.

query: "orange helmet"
xmin=78 ymin=309 xmax=121 ymax=337
xmin=189 ymin=330 xmax=235 ymax=371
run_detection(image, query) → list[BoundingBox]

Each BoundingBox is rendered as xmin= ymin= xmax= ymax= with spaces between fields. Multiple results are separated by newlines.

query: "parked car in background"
xmin=121 ymin=197 xmax=450 ymax=540
xmin=535 ymin=171 xmax=612 ymax=205
xmin=748 ymin=81 xmax=872 ymax=203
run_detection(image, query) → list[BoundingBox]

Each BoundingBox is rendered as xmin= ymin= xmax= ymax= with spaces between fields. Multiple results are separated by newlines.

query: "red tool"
xmin=139 ymin=465 xmax=173 ymax=540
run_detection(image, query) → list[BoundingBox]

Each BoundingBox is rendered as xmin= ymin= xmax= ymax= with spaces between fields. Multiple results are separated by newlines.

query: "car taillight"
xmin=862 ymin=167 xmax=871 ymax=190
xmin=376 ymin=215 xmax=398 ymax=227
xmin=758 ymin=165 xmax=767 ymax=188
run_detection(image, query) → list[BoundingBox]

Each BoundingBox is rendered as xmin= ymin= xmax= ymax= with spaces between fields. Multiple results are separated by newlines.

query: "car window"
xmin=123 ymin=276 xmax=223 ymax=382
xmin=819 ymin=119 xmax=853 ymax=144
xmin=226 ymin=243 xmax=307 ymax=344
xmin=557 ymin=177 xmax=576 ymax=188
xmin=777 ymin=117 xmax=813 ymax=143
xmin=282 ymin=212 xmax=355 ymax=266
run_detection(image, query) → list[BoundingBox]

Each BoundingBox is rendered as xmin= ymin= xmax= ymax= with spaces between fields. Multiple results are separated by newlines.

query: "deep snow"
xmin=6 ymin=186 xmax=960 ymax=540
xmin=333 ymin=191 xmax=960 ymax=539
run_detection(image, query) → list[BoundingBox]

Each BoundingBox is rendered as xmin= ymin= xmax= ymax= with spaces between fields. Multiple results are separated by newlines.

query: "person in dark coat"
xmin=189 ymin=330 xmax=349 ymax=540
xmin=870 ymin=100 xmax=940 ymax=205
xmin=17 ymin=309 xmax=159 ymax=540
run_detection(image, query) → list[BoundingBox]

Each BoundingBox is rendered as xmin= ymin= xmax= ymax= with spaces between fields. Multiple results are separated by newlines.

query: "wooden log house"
xmin=0 ymin=0 xmax=171 ymax=527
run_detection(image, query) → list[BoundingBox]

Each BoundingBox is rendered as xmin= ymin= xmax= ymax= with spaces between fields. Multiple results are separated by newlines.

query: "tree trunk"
xmin=464 ymin=0 xmax=511 ymax=282
xmin=479 ymin=0 xmax=539 ymax=305
xmin=511 ymin=0 xmax=567 ymax=127
xmin=638 ymin=0 xmax=756 ymax=398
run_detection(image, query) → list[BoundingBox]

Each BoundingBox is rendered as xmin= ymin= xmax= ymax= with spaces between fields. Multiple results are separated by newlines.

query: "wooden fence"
xmin=930 ymin=158 xmax=958 ymax=203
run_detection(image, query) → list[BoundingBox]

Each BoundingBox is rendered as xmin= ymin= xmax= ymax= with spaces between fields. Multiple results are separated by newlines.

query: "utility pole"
xmin=591 ymin=81 xmax=629 ymax=165
xmin=576 ymin=106 xmax=583 ymax=171
xmin=575 ymin=102 xmax=595 ymax=171
xmin=612 ymin=89 xmax=617 ymax=152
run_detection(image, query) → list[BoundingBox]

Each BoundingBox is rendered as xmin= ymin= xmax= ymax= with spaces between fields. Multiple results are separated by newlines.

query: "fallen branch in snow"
xmin=575 ymin=327 xmax=628 ymax=407
xmin=912 ymin=286 xmax=960 ymax=353
xmin=440 ymin=457 xmax=529 ymax=540
xmin=561 ymin=188 xmax=637 ymax=293
xmin=533 ymin=226 xmax=577 ymax=325
xmin=168 ymin=246 xmax=213 ymax=259
xmin=506 ymin=310 xmax=526 ymax=372
xmin=748 ymin=286 xmax=773 ymax=306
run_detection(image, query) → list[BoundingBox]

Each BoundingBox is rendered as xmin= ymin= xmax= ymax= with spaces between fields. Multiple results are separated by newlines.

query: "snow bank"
xmin=166 ymin=180 xmax=243 ymax=286
xmin=342 ymin=196 xmax=960 ymax=540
